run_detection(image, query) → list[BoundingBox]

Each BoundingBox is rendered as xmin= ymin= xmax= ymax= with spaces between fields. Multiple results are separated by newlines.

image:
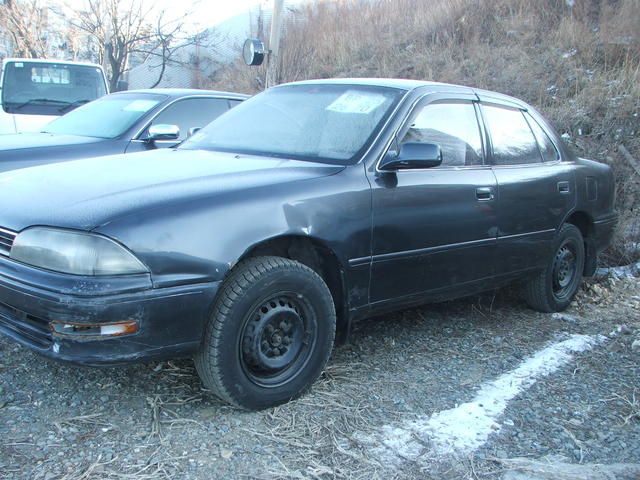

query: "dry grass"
xmin=601 ymin=388 xmax=640 ymax=425
xmin=208 ymin=0 xmax=640 ymax=265
xmin=246 ymin=361 xmax=389 ymax=479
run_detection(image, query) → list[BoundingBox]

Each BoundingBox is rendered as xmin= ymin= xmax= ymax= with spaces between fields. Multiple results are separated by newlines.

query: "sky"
xmin=191 ymin=0 xmax=271 ymax=25
xmin=62 ymin=0 xmax=271 ymax=27
xmin=58 ymin=0 xmax=285 ymax=38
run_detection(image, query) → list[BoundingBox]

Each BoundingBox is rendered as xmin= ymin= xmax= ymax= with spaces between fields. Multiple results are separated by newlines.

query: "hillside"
xmin=209 ymin=0 xmax=640 ymax=265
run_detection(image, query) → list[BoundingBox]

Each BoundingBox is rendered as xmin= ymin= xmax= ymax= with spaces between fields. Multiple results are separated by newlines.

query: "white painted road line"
xmin=367 ymin=334 xmax=607 ymax=463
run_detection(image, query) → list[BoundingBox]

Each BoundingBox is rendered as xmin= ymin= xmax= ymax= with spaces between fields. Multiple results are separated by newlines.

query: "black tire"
xmin=523 ymin=223 xmax=585 ymax=313
xmin=195 ymin=256 xmax=336 ymax=410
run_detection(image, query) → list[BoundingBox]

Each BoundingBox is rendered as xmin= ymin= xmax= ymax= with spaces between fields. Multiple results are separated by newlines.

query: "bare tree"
xmin=67 ymin=0 xmax=216 ymax=91
xmin=141 ymin=11 xmax=216 ymax=89
xmin=0 ymin=0 xmax=52 ymax=58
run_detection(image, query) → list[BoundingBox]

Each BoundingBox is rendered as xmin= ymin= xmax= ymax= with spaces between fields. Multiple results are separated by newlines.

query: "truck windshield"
xmin=180 ymin=84 xmax=405 ymax=165
xmin=43 ymin=93 xmax=165 ymax=139
xmin=1 ymin=61 xmax=107 ymax=116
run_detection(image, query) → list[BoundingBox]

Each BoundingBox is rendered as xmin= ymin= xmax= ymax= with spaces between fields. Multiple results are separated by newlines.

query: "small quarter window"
xmin=401 ymin=102 xmax=484 ymax=167
xmin=525 ymin=112 xmax=559 ymax=163
xmin=483 ymin=105 xmax=542 ymax=165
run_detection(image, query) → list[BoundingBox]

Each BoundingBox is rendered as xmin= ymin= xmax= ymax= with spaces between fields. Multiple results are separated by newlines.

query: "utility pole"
xmin=265 ymin=0 xmax=284 ymax=89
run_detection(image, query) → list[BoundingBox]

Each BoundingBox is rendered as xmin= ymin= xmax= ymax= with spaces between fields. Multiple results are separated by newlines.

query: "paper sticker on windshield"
xmin=326 ymin=91 xmax=387 ymax=114
xmin=123 ymin=100 xmax=158 ymax=112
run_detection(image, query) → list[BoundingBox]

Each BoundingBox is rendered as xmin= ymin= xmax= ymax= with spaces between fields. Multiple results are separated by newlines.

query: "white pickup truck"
xmin=0 ymin=58 xmax=109 ymax=134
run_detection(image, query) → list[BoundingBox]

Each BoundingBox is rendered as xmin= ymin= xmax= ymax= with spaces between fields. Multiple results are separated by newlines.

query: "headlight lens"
xmin=10 ymin=227 xmax=148 ymax=276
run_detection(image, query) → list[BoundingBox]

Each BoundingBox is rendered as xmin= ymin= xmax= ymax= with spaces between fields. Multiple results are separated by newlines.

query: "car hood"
xmin=0 ymin=132 xmax=101 ymax=151
xmin=0 ymin=149 xmax=345 ymax=231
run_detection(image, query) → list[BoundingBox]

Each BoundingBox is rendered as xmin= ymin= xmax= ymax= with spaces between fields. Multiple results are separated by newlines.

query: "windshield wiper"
xmin=8 ymin=98 xmax=71 ymax=112
xmin=58 ymin=99 xmax=91 ymax=113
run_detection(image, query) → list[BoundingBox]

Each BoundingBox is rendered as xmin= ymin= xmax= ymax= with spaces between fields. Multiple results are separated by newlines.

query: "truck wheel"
xmin=523 ymin=224 xmax=585 ymax=313
xmin=195 ymin=256 xmax=336 ymax=410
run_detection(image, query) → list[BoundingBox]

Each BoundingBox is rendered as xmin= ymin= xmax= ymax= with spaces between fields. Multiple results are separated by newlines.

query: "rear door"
xmin=367 ymin=94 xmax=499 ymax=305
xmin=480 ymin=100 xmax=576 ymax=275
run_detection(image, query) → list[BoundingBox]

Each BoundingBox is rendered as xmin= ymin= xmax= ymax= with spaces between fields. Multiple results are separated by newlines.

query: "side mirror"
xmin=147 ymin=124 xmax=180 ymax=142
xmin=379 ymin=142 xmax=443 ymax=170
xmin=187 ymin=127 xmax=201 ymax=137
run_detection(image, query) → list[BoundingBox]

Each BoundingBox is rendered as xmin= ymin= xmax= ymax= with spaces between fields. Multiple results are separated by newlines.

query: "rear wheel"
xmin=195 ymin=256 xmax=336 ymax=410
xmin=523 ymin=224 xmax=585 ymax=313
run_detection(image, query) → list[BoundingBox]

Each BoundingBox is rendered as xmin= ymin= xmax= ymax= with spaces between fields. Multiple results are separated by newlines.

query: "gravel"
xmin=0 ymin=276 xmax=638 ymax=479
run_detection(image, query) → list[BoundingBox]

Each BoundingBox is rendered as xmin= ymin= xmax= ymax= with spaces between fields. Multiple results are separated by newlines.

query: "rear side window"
xmin=525 ymin=112 xmax=559 ymax=163
xmin=401 ymin=102 xmax=484 ymax=166
xmin=483 ymin=105 xmax=541 ymax=165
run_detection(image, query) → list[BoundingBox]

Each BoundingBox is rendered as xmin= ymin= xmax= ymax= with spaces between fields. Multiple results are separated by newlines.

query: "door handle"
xmin=557 ymin=181 xmax=570 ymax=194
xmin=476 ymin=187 xmax=495 ymax=201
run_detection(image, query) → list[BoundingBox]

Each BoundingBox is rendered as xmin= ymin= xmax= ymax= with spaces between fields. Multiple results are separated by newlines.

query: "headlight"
xmin=10 ymin=227 xmax=148 ymax=276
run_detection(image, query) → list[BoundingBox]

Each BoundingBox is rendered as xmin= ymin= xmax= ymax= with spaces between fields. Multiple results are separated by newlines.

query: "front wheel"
xmin=195 ymin=256 xmax=336 ymax=410
xmin=523 ymin=224 xmax=585 ymax=313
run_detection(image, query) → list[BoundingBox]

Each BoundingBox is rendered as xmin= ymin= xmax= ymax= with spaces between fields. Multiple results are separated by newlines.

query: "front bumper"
xmin=0 ymin=256 xmax=219 ymax=365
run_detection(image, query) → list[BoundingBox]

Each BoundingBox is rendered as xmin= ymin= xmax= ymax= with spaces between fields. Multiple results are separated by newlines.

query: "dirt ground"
xmin=1 ymin=276 xmax=638 ymax=480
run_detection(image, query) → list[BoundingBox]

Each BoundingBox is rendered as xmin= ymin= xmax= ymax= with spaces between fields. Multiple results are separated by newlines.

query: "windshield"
xmin=1 ymin=61 xmax=108 ymax=116
xmin=43 ymin=93 xmax=165 ymax=139
xmin=180 ymin=84 xmax=404 ymax=165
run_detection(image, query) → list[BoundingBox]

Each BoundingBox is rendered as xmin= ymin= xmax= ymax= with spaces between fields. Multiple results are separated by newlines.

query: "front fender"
xmin=94 ymin=166 xmax=372 ymax=292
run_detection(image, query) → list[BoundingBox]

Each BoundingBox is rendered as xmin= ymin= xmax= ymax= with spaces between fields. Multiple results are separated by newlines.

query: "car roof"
xmin=281 ymin=78 xmax=528 ymax=109
xmin=286 ymin=77 xmax=460 ymax=90
xmin=2 ymin=58 xmax=103 ymax=69
xmin=114 ymin=88 xmax=249 ymax=100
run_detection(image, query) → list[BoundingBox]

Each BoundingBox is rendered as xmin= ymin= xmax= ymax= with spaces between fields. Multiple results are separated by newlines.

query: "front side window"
xmin=401 ymin=102 xmax=484 ymax=166
xmin=525 ymin=112 xmax=559 ymax=163
xmin=144 ymin=98 xmax=231 ymax=141
xmin=43 ymin=93 xmax=165 ymax=139
xmin=180 ymin=84 xmax=405 ymax=165
xmin=1 ymin=61 xmax=108 ymax=116
xmin=482 ymin=105 xmax=542 ymax=165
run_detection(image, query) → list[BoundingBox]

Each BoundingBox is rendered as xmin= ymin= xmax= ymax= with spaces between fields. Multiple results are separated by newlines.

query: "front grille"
xmin=0 ymin=227 xmax=16 ymax=256
xmin=0 ymin=301 xmax=52 ymax=349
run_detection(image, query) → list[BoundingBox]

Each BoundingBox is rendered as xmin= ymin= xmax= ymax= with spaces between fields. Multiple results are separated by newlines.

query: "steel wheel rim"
xmin=552 ymin=240 xmax=578 ymax=300
xmin=240 ymin=293 xmax=317 ymax=388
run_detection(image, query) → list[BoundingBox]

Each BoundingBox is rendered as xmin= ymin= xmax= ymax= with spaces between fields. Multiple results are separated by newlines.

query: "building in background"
xmin=126 ymin=6 xmax=263 ymax=89
xmin=2 ymin=0 xmax=314 ymax=88
xmin=125 ymin=36 xmax=221 ymax=89
xmin=126 ymin=0 xmax=308 ymax=89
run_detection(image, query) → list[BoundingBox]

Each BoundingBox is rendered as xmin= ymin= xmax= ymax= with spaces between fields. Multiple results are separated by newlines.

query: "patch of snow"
xmin=596 ymin=261 xmax=640 ymax=279
xmin=367 ymin=334 xmax=606 ymax=464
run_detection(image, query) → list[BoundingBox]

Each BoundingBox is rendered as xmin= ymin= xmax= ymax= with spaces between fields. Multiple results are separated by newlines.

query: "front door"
xmin=367 ymin=98 xmax=499 ymax=305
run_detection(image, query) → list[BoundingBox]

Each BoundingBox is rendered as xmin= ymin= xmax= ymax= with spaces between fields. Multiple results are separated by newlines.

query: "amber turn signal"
xmin=50 ymin=320 xmax=139 ymax=337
